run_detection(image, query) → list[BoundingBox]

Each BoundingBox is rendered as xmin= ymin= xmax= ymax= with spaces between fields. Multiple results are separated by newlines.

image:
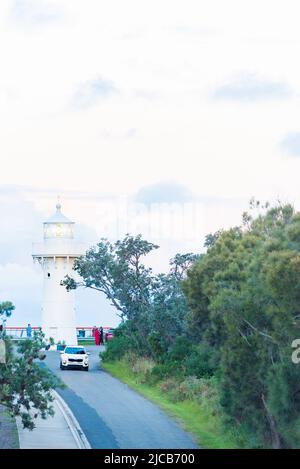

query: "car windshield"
xmin=64 ymin=347 xmax=86 ymax=354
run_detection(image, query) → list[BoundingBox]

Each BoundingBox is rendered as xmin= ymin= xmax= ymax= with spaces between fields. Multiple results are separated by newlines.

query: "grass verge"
xmin=78 ymin=339 xmax=96 ymax=345
xmin=102 ymin=359 xmax=243 ymax=449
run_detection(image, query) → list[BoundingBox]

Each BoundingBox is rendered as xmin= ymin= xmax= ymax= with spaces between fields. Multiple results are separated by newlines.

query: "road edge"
xmin=53 ymin=390 xmax=91 ymax=449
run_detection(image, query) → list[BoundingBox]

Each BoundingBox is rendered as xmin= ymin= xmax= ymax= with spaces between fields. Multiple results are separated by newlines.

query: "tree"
xmin=63 ymin=234 xmax=159 ymax=353
xmin=169 ymin=253 xmax=200 ymax=280
xmin=63 ymin=235 xmax=195 ymax=357
xmin=0 ymin=302 xmax=15 ymax=318
xmin=183 ymin=202 xmax=300 ymax=448
xmin=63 ymin=234 xmax=158 ymax=320
xmin=0 ymin=303 xmax=60 ymax=430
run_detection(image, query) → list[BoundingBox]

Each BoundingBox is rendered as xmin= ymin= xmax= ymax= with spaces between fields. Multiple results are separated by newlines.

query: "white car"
xmin=60 ymin=345 xmax=90 ymax=371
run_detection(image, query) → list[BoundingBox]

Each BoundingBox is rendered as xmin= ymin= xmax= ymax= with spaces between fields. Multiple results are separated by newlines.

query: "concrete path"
xmin=16 ymin=392 xmax=89 ymax=449
xmin=44 ymin=346 xmax=198 ymax=449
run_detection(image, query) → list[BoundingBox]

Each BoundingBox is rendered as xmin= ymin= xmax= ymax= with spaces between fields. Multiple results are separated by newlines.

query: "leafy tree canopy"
xmin=0 ymin=304 xmax=61 ymax=430
xmin=183 ymin=201 xmax=300 ymax=448
xmin=63 ymin=235 xmax=196 ymax=356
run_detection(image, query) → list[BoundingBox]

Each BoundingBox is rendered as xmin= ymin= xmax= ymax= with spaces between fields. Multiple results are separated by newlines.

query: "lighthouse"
xmin=32 ymin=201 xmax=85 ymax=345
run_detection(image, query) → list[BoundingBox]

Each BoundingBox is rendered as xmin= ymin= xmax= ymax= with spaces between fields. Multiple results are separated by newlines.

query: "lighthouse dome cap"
xmin=44 ymin=201 xmax=74 ymax=224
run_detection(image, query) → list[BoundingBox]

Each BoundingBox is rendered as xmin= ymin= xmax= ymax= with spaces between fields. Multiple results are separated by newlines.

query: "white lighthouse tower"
xmin=32 ymin=201 xmax=85 ymax=345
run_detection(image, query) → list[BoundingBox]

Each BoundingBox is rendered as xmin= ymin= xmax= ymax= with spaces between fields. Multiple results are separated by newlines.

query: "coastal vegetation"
xmin=65 ymin=200 xmax=300 ymax=448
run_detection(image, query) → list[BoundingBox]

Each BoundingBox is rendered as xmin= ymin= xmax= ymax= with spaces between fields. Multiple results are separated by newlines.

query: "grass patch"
xmin=78 ymin=339 xmax=96 ymax=346
xmin=102 ymin=358 xmax=243 ymax=449
xmin=0 ymin=405 xmax=19 ymax=449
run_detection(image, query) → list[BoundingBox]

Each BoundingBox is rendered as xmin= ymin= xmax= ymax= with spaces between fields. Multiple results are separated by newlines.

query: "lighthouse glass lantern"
xmin=43 ymin=203 xmax=74 ymax=239
xmin=32 ymin=201 xmax=85 ymax=346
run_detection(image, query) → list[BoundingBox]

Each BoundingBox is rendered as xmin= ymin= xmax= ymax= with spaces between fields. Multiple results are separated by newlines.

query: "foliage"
xmin=0 ymin=302 xmax=15 ymax=318
xmin=0 ymin=306 xmax=61 ymax=430
xmin=100 ymin=333 xmax=129 ymax=362
xmin=64 ymin=234 xmax=196 ymax=357
xmin=63 ymin=234 xmax=158 ymax=320
xmin=184 ymin=343 xmax=219 ymax=379
xmin=183 ymin=201 xmax=300 ymax=448
xmin=167 ymin=336 xmax=193 ymax=362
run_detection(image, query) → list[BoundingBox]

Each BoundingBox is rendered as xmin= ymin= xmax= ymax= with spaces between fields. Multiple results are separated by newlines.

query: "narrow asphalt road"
xmin=44 ymin=346 xmax=198 ymax=449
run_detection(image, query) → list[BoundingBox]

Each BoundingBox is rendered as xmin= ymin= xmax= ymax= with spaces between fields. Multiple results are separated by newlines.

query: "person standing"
xmin=26 ymin=323 xmax=32 ymax=338
xmin=94 ymin=327 xmax=100 ymax=346
xmin=99 ymin=327 xmax=104 ymax=345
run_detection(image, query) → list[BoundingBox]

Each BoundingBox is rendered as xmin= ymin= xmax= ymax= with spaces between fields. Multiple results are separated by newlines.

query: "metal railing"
xmin=4 ymin=326 xmax=113 ymax=340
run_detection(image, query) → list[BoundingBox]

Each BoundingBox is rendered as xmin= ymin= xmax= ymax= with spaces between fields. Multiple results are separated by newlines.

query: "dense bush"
xmin=167 ymin=336 xmax=193 ymax=362
xmin=183 ymin=202 xmax=300 ymax=448
xmin=100 ymin=334 xmax=129 ymax=362
xmin=147 ymin=362 xmax=182 ymax=384
xmin=147 ymin=331 xmax=168 ymax=362
xmin=184 ymin=343 xmax=219 ymax=378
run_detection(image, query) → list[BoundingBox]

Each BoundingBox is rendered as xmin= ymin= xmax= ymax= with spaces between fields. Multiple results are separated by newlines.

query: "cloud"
xmin=214 ymin=73 xmax=292 ymax=101
xmin=0 ymin=189 xmax=42 ymax=264
xmin=280 ymin=133 xmax=300 ymax=157
xmin=133 ymin=89 xmax=162 ymax=101
xmin=169 ymin=23 xmax=217 ymax=37
xmin=11 ymin=0 xmax=63 ymax=28
xmin=0 ymin=263 xmax=42 ymax=326
xmin=134 ymin=181 xmax=195 ymax=205
xmin=100 ymin=128 xmax=137 ymax=141
xmin=71 ymin=77 xmax=118 ymax=110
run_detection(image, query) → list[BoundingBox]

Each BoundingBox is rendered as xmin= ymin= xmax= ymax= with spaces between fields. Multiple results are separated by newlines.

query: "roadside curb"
xmin=53 ymin=390 xmax=91 ymax=449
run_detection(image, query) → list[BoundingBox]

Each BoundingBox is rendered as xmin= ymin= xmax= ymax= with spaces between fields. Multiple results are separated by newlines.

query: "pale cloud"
xmin=214 ymin=73 xmax=293 ymax=101
xmin=71 ymin=77 xmax=118 ymax=110
xmin=135 ymin=182 xmax=195 ymax=205
xmin=280 ymin=133 xmax=300 ymax=157
xmin=99 ymin=128 xmax=138 ymax=141
xmin=0 ymin=262 xmax=42 ymax=325
xmin=133 ymin=89 xmax=162 ymax=101
xmin=11 ymin=0 xmax=63 ymax=28
xmin=169 ymin=22 xmax=218 ymax=37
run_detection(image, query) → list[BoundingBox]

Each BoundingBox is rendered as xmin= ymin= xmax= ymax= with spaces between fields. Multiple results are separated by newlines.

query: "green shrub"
xmin=159 ymin=378 xmax=181 ymax=402
xmin=146 ymin=362 xmax=181 ymax=384
xmin=167 ymin=336 xmax=193 ymax=362
xmin=184 ymin=343 xmax=219 ymax=378
xmin=147 ymin=331 xmax=168 ymax=361
xmin=125 ymin=354 xmax=156 ymax=384
xmin=100 ymin=334 xmax=128 ymax=362
xmin=158 ymin=375 xmax=220 ymax=405
xmin=131 ymin=356 xmax=155 ymax=376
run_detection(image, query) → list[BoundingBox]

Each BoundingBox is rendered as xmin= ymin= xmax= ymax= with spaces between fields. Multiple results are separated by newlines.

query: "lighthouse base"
xmin=43 ymin=325 xmax=78 ymax=346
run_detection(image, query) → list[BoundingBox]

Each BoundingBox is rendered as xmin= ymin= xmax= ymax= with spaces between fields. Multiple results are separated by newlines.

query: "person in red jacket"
xmin=94 ymin=327 xmax=100 ymax=346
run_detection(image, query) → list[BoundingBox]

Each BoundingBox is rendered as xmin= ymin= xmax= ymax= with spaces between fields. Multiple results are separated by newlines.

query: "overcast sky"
xmin=1 ymin=0 xmax=300 ymax=326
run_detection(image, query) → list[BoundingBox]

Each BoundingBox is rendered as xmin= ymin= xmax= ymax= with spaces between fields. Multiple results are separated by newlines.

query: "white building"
xmin=32 ymin=202 xmax=85 ymax=345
